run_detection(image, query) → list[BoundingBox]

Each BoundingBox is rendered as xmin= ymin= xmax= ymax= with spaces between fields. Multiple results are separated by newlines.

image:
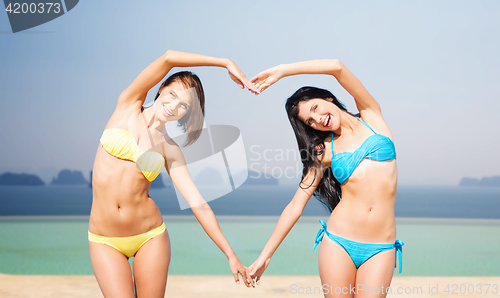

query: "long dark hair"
xmin=285 ymin=86 xmax=348 ymax=212
xmin=149 ymin=71 xmax=205 ymax=147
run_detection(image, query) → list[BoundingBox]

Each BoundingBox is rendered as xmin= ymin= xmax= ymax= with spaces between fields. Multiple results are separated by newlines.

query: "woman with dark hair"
xmin=248 ymin=59 xmax=403 ymax=297
xmin=89 ymin=50 xmax=256 ymax=297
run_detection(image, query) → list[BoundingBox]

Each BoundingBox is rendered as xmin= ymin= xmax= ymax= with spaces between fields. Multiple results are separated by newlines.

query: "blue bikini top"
xmin=331 ymin=115 xmax=396 ymax=184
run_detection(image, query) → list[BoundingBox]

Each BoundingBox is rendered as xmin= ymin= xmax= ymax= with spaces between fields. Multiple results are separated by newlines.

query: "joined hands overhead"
xmin=226 ymin=61 xmax=284 ymax=95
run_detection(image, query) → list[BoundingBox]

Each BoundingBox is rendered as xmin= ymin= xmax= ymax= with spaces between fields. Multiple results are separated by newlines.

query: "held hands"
xmin=228 ymin=253 xmax=270 ymax=287
xmin=226 ymin=61 xmax=283 ymax=95
xmin=225 ymin=60 xmax=258 ymax=94
xmin=248 ymin=256 xmax=271 ymax=285
xmin=250 ymin=65 xmax=284 ymax=94
xmin=229 ymin=255 xmax=255 ymax=288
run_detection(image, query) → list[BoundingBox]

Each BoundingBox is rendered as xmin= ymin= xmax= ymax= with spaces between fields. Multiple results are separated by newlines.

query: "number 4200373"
xmin=6 ymin=3 xmax=62 ymax=14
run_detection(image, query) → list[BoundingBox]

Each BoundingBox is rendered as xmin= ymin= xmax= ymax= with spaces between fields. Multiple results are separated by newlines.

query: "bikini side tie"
xmin=313 ymin=220 xmax=328 ymax=251
xmin=395 ymin=240 xmax=404 ymax=274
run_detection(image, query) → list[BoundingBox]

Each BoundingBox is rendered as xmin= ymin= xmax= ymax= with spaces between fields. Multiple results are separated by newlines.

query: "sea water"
xmin=0 ymin=184 xmax=499 ymax=275
xmin=0 ymin=216 xmax=499 ymax=276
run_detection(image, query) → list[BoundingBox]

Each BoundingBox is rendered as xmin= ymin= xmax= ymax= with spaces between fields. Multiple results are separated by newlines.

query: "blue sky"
xmin=1 ymin=0 xmax=499 ymax=185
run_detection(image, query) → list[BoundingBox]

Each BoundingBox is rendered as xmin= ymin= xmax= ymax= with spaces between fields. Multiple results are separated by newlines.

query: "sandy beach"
xmin=1 ymin=274 xmax=499 ymax=297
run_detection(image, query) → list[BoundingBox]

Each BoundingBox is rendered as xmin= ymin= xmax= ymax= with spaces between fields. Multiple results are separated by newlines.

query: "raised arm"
xmin=118 ymin=50 xmax=257 ymax=109
xmin=248 ymin=167 xmax=321 ymax=284
xmin=252 ymin=59 xmax=381 ymax=114
xmin=162 ymin=140 xmax=254 ymax=287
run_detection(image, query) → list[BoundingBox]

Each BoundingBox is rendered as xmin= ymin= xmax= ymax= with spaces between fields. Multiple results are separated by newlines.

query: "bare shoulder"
xmin=104 ymin=103 xmax=142 ymax=130
xmin=358 ymin=109 xmax=394 ymax=140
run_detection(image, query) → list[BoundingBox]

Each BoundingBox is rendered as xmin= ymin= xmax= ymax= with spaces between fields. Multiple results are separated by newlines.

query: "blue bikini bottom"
xmin=314 ymin=220 xmax=404 ymax=274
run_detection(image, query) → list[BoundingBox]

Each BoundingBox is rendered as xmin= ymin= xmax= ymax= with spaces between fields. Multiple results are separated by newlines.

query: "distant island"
xmin=51 ymin=169 xmax=88 ymax=185
xmin=0 ymin=172 xmax=45 ymax=186
xmin=0 ymin=168 xmax=278 ymax=188
xmin=459 ymin=175 xmax=500 ymax=187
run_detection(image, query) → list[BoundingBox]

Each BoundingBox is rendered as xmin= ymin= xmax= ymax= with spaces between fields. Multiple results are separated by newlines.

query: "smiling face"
xmin=154 ymin=80 xmax=194 ymax=123
xmin=297 ymin=98 xmax=341 ymax=131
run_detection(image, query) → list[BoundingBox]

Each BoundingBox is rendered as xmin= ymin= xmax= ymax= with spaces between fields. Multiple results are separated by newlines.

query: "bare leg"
xmin=133 ymin=230 xmax=171 ymax=298
xmin=355 ymin=248 xmax=395 ymax=298
xmin=89 ymin=241 xmax=135 ymax=298
xmin=318 ymin=235 xmax=357 ymax=298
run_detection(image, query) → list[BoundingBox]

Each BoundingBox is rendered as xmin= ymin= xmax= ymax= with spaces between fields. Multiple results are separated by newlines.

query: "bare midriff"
xmin=88 ymin=144 xmax=164 ymax=237
xmin=327 ymin=158 xmax=397 ymax=244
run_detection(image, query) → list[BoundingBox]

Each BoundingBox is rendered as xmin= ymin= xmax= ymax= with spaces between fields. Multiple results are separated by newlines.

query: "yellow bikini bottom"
xmin=88 ymin=222 xmax=166 ymax=258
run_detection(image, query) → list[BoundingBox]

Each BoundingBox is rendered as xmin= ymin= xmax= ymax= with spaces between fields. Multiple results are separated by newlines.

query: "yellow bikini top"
xmin=100 ymin=128 xmax=165 ymax=182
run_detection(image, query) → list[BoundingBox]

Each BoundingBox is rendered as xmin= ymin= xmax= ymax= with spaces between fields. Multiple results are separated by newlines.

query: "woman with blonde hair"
xmin=89 ymin=50 xmax=256 ymax=297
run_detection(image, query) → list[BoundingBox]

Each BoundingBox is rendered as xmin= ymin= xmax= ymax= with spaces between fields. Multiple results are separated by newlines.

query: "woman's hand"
xmin=248 ymin=256 xmax=271 ymax=285
xmin=226 ymin=60 xmax=258 ymax=94
xmin=250 ymin=65 xmax=284 ymax=94
xmin=229 ymin=255 xmax=255 ymax=287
